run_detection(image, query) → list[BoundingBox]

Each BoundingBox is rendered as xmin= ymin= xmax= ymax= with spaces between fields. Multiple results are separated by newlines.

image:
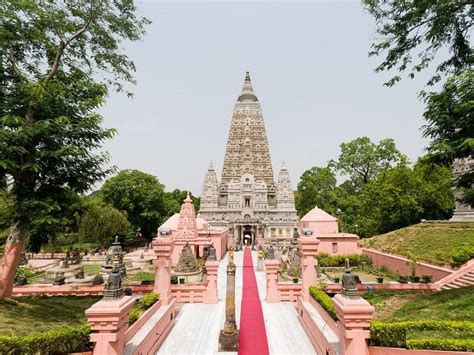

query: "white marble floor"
xmin=157 ymin=250 xmax=315 ymax=355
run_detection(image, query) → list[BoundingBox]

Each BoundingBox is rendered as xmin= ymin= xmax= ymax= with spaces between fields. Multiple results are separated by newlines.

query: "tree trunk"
xmin=0 ymin=224 xmax=26 ymax=297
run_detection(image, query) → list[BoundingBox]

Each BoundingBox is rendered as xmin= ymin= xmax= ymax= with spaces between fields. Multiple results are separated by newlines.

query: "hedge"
xmin=129 ymin=292 xmax=160 ymax=326
xmin=407 ymin=338 xmax=474 ymax=352
xmin=370 ymin=320 xmax=474 ymax=350
xmin=309 ymin=286 xmax=338 ymax=320
xmin=0 ymin=325 xmax=91 ymax=354
xmin=316 ymin=253 xmax=372 ymax=267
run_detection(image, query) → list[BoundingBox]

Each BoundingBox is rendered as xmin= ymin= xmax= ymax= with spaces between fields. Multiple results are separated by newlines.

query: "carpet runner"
xmin=238 ymin=247 xmax=269 ymax=355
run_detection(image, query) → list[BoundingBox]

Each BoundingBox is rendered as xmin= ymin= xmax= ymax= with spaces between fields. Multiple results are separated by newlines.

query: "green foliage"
xmin=308 ymin=286 xmax=337 ymax=320
xmin=316 ymin=253 xmax=372 ymax=267
xmin=370 ymin=320 xmax=474 ymax=350
xmin=101 ymin=170 xmax=166 ymax=238
xmin=359 ymin=222 xmax=474 ymax=265
xmin=0 ymin=325 xmax=91 ymax=354
xmin=406 ymin=338 xmax=474 ymax=352
xmin=1 ymin=1 xmax=149 ymax=272
xmin=330 ymin=137 xmax=407 ymax=188
xmin=128 ymin=292 xmax=160 ymax=325
xmin=163 ymin=189 xmax=200 ymax=219
xmin=295 ymin=166 xmax=338 ymax=217
xmin=78 ymin=199 xmax=131 ymax=247
xmin=422 ymin=70 xmax=474 ymax=207
xmin=449 ymin=246 xmax=474 ymax=268
xmin=138 ymin=292 xmax=160 ymax=310
xmin=128 ymin=308 xmax=141 ymax=326
xmin=363 ymin=1 xmax=472 ymax=87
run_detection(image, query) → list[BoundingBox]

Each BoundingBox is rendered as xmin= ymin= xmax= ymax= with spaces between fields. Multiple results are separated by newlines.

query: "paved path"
xmin=157 ymin=249 xmax=315 ymax=355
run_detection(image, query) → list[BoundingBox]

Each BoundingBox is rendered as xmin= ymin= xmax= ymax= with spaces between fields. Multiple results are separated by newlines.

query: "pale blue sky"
xmin=99 ymin=0 xmax=434 ymax=195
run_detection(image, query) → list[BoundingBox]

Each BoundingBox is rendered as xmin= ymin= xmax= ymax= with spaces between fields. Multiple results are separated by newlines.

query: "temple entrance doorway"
xmin=242 ymin=225 xmax=253 ymax=247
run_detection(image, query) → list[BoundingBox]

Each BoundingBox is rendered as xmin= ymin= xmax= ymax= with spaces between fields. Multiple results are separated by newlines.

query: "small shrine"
xmin=172 ymin=242 xmax=201 ymax=284
xmin=101 ymin=236 xmax=126 ymax=277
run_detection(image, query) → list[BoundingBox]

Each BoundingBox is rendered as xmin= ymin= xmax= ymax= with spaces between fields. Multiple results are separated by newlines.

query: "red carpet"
xmin=238 ymin=247 xmax=269 ymax=355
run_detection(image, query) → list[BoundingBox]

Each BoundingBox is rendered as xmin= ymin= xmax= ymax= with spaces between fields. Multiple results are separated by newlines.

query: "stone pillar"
xmin=265 ymin=259 xmax=280 ymax=302
xmin=204 ymin=260 xmax=219 ymax=304
xmin=152 ymin=237 xmax=175 ymax=305
xmin=219 ymin=252 xmax=239 ymax=351
xmin=298 ymin=236 xmax=319 ymax=301
xmin=86 ymin=296 xmax=135 ymax=355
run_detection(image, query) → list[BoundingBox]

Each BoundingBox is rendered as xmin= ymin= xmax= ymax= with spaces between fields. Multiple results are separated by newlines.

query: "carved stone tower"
xmin=198 ymin=72 xmax=298 ymax=246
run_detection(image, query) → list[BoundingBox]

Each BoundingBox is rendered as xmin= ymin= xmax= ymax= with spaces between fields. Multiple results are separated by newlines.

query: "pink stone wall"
xmin=362 ymin=248 xmax=453 ymax=281
xmin=317 ymin=234 xmax=361 ymax=255
xmin=276 ymin=283 xmax=302 ymax=302
xmin=369 ymin=346 xmax=473 ymax=355
xmin=301 ymin=220 xmax=339 ymax=234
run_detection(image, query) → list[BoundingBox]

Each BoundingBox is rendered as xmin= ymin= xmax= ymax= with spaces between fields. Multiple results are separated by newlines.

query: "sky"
xmin=98 ymin=0 xmax=434 ymax=195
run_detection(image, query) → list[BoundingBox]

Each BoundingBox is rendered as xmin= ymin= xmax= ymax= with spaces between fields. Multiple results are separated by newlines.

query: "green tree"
xmin=163 ymin=189 xmax=200 ymax=218
xmin=78 ymin=200 xmax=131 ymax=248
xmin=422 ymin=70 xmax=474 ymax=206
xmin=330 ymin=137 xmax=407 ymax=188
xmin=0 ymin=1 xmax=149 ymax=296
xmin=364 ymin=0 xmax=473 ymax=205
xmin=295 ymin=166 xmax=338 ymax=217
xmin=100 ymin=170 xmax=165 ymax=239
xmin=363 ymin=0 xmax=472 ymax=87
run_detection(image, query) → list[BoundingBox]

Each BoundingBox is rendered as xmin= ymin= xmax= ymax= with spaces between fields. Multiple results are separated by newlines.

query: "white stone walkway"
xmin=157 ymin=250 xmax=315 ymax=355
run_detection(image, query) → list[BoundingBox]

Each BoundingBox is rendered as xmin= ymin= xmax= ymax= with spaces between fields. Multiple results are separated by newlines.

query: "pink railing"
xmin=277 ymin=283 xmax=302 ymax=302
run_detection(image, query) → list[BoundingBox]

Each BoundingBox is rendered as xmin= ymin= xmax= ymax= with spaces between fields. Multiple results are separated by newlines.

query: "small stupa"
xmin=174 ymin=242 xmax=199 ymax=273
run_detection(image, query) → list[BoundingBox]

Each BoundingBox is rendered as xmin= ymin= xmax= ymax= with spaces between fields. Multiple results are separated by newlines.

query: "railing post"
xmin=265 ymin=259 xmax=281 ymax=302
xmin=204 ymin=260 xmax=219 ymax=303
xmin=298 ymin=236 xmax=319 ymax=301
xmin=152 ymin=237 xmax=175 ymax=305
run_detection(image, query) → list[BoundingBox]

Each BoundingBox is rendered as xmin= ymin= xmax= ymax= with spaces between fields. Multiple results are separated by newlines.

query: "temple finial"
xmin=209 ymin=161 xmax=214 ymax=171
xmin=238 ymin=71 xmax=258 ymax=103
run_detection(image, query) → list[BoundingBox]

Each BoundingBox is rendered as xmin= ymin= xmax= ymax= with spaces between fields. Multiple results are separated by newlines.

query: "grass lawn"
xmin=127 ymin=272 xmax=155 ymax=282
xmin=82 ymin=264 xmax=101 ymax=276
xmin=358 ymin=221 xmax=474 ymax=265
xmin=0 ymin=296 xmax=100 ymax=336
xmin=363 ymin=286 xmax=474 ymax=322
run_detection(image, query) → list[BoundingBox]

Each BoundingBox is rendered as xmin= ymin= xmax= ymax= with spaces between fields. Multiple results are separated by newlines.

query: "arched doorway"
xmin=242 ymin=225 xmax=253 ymax=247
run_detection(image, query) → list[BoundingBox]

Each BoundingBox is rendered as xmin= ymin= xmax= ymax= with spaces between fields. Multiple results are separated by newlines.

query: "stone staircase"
xmin=434 ymin=259 xmax=474 ymax=291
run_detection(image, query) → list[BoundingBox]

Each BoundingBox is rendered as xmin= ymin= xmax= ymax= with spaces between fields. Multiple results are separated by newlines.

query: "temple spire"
xmin=238 ymin=71 xmax=258 ymax=103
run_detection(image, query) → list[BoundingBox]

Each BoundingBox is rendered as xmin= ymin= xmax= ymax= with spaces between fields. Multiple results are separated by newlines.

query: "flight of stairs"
xmin=441 ymin=270 xmax=474 ymax=290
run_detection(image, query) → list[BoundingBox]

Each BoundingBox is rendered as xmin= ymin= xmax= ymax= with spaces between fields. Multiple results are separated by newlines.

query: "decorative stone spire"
xmin=176 ymin=194 xmax=198 ymax=239
xmin=238 ymin=71 xmax=258 ymax=103
xmin=277 ymin=161 xmax=296 ymax=210
xmin=199 ymin=163 xmax=219 ymax=211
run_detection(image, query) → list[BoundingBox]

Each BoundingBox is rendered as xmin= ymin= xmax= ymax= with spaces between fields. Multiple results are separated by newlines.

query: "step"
xmin=450 ymin=281 xmax=467 ymax=288
xmin=442 ymin=284 xmax=456 ymax=290
xmin=459 ymin=276 xmax=474 ymax=284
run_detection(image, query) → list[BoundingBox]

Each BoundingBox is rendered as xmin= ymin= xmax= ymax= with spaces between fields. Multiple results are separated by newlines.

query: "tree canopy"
xmin=100 ymin=170 xmax=166 ymax=239
xmin=363 ymin=0 xmax=473 ymax=87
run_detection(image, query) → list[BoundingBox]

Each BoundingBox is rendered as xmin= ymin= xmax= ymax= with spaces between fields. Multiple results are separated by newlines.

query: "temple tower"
xmin=198 ymin=72 xmax=298 ymax=246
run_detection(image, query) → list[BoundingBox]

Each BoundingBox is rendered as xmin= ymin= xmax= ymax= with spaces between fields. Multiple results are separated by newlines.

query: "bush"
xmin=450 ymin=247 xmax=474 ymax=268
xmin=370 ymin=320 xmax=474 ymax=349
xmin=138 ymin=292 xmax=160 ymax=310
xmin=421 ymin=275 xmax=433 ymax=284
xmin=128 ymin=308 xmax=141 ymax=326
xmin=407 ymin=338 xmax=474 ymax=352
xmin=317 ymin=253 xmax=372 ymax=267
xmin=309 ymin=286 xmax=338 ymax=320
xmin=0 ymin=325 xmax=90 ymax=354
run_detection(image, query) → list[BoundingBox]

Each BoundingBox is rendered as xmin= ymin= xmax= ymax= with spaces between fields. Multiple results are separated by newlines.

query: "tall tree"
xmin=363 ymin=0 xmax=473 ymax=87
xmin=295 ymin=166 xmax=338 ymax=217
xmin=100 ymin=170 xmax=166 ymax=240
xmin=0 ymin=1 xmax=149 ymax=296
xmin=163 ymin=189 xmax=200 ymax=218
xmin=330 ymin=136 xmax=407 ymax=188
xmin=364 ymin=0 xmax=473 ymax=205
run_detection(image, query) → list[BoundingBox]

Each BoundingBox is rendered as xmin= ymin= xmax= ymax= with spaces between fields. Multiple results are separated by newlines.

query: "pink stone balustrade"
xmin=85 ymin=296 xmax=135 ymax=355
xmin=369 ymin=347 xmax=474 ymax=355
xmin=362 ymin=248 xmax=453 ymax=281
xmin=326 ymin=282 xmax=433 ymax=293
xmin=204 ymin=260 xmax=219 ymax=303
xmin=309 ymin=295 xmax=339 ymax=335
xmin=299 ymin=235 xmax=320 ymax=301
xmin=153 ymin=237 xmax=174 ymax=304
xmin=277 ymin=283 xmax=302 ymax=302
xmin=124 ymin=299 xmax=176 ymax=355
xmin=297 ymin=297 xmax=339 ymax=355
xmin=265 ymin=259 xmax=280 ymax=302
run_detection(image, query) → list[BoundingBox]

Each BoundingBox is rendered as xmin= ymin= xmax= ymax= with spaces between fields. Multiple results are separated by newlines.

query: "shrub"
xmin=317 ymin=253 xmax=372 ymax=267
xmin=421 ymin=275 xmax=433 ymax=284
xmin=0 ymin=325 xmax=90 ymax=354
xmin=128 ymin=308 xmax=141 ymax=326
xmin=407 ymin=338 xmax=474 ymax=352
xmin=450 ymin=247 xmax=474 ymax=268
xmin=309 ymin=286 xmax=338 ymax=321
xmin=138 ymin=292 xmax=160 ymax=311
xmin=370 ymin=320 xmax=474 ymax=349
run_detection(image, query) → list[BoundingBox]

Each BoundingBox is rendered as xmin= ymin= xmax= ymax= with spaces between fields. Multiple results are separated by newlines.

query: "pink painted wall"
xmin=370 ymin=346 xmax=473 ymax=355
xmin=362 ymin=248 xmax=453 ymax=281
xmin=317 ymin=234 xmax=361 ymax=255
xmin=301 ymin=220 xmax=339 ymax=234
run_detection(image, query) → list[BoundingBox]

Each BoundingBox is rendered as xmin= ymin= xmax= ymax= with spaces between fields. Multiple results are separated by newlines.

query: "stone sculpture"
xmin=174 ymin=242 xmax=199 ymax=273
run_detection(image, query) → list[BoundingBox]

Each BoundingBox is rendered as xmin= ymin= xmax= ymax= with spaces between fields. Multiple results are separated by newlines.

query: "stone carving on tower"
xmin=198 ymin=72 xmax=298 ymax=245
